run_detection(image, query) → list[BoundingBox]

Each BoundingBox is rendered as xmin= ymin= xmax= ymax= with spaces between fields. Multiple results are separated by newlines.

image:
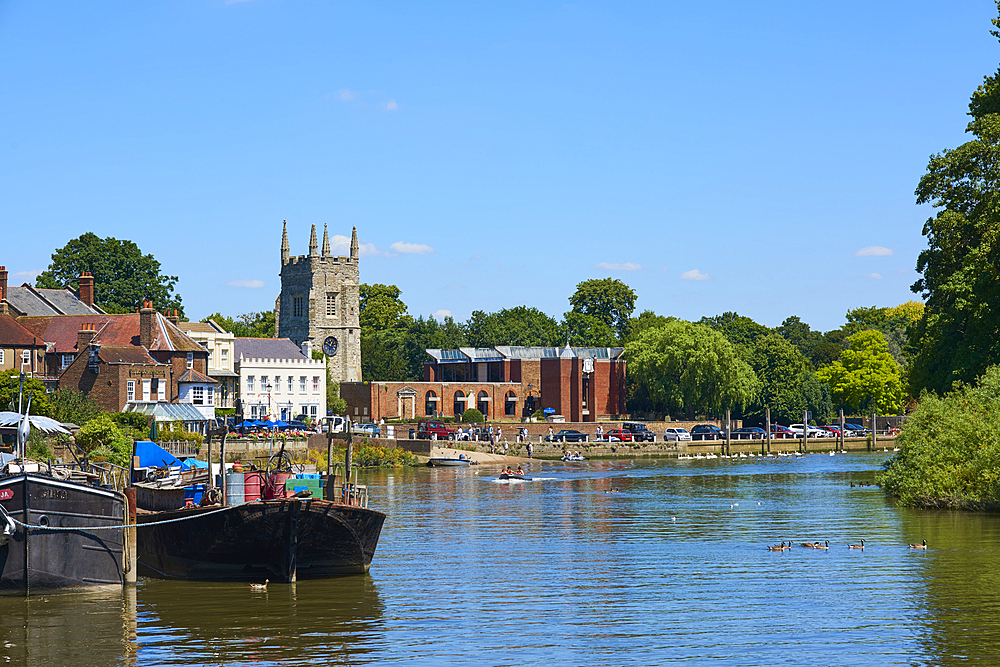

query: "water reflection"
xmin=0 ymin=586 xmax=137 ymax=666
xmin=136 ymin=574 xmax=384 ymax=665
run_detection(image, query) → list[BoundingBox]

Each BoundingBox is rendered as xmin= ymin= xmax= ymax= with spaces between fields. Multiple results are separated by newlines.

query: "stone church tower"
xmin=276 ymin=220 xmax=362 ymax=382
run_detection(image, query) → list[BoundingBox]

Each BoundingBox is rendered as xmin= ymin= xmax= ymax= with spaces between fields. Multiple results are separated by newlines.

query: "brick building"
xmin=342 ymin=345 xmax=626 ymax=423
xmin=0 ymin=315 xmax=46 ymax=375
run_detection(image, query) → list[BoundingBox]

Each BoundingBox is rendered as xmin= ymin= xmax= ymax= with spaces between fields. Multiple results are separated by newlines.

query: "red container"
xmin=244 ymin=471 xmax=265 ymax=502
xmin=265 ymin=472 xmax=293 ymax=499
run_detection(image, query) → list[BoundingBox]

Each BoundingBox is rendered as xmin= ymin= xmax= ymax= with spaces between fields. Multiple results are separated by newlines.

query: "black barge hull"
xmin=136 ymin=498 xmax=386 ymax=582
xmin=0 ymin=474 xmax=126 ymax=596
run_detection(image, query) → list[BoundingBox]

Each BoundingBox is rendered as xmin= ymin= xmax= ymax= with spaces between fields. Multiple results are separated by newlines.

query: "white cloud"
xmin=336 ymin=89 xmax=357 ymax=101
xmin=596 ymin=261 xmax=642 ymax=271
xmin=13 ymin=269 xmax=40 ymax=282
xmin=855 ymin=245 xmax=894 ymax=257
xmin=227 ymin=279 xmax=265 ymax=288
xmin=661 ymin=265 xmax=670 ymax=272
xmin=868 ymin=273 xmax=883 ymax=280
xmin=391 ymin=241 xmax=435 ymax=255
xmin=327 ymin=234 xmax=385 ymax=257
xmin=680 ymin=269 xmax=710 ymax=281
xmin=432 ymin=309 xmax=453 ymax=319
xmin=385 ymin=99 xmax=398 ymax=111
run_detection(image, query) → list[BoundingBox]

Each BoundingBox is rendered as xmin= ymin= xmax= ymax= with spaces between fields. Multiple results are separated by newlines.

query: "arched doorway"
xmin=453 ymin=390 xmax=465 ymax=418
xmin=425 ymin=390 xmax=437 ymax=417
xmin=477 ymin=390 xmax=490 ymax=419
xmin=504 ymin=391 xmax=517 ymax=416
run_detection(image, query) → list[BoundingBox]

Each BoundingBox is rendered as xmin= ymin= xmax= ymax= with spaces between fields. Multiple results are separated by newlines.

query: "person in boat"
xmin=516 ymin=466 xmax=524 ymax=475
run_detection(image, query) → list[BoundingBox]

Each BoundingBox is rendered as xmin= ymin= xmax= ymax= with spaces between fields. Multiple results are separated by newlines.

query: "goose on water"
xmin=909 ymin=539 xmax=928 ymax=550
xmin=768 ymin=541 xmax=787 ymax=551
xmin=849 ymin=539 xmax=865 ymax=550
xmin=250 ymin=579 xmax=269 ymax=591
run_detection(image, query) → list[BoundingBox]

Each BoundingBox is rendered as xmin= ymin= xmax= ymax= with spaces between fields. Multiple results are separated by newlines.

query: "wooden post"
xmin=802 ymin=409 xmax=808 ymax=454
xmin=839 ymin=409 xmax=845 ymax=452
xmin=220 ymin=430 xmax=227 ymax=506
xmin=765 ymin=407 xmax=771 ymax=455
xmin=124 ymin=487 xmax=137 ymax=585
xmin=344 ymin=419 xmax=353 ymax=504
xmin=725 ymin=409 xmax=731 ymax=456
xmin=871 ymin=412 xmax=876 ymax=452
xmin=325 ymin=421 xmax=335 ymax=501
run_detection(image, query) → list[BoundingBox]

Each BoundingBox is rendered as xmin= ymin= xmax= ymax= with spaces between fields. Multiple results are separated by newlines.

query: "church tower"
xmin=277 ymin=221 xmax=362 ymax=383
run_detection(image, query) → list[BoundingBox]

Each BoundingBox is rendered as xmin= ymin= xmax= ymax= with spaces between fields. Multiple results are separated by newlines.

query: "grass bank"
xmin=877 ymin=365 xmax=1000 ymax=510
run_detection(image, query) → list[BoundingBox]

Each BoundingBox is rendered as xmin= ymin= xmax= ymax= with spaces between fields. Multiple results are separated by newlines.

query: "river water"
xmin=3 ymin=452 xmax=1000 ymax=666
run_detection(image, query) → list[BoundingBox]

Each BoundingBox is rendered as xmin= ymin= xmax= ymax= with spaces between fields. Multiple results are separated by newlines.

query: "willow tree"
xmin=624 ymin=320 xmax=759 ymax=418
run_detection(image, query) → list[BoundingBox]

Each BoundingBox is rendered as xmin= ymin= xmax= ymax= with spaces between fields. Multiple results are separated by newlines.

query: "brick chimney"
xmin=78 ymin=271 xmax=94 ymax=308
xmin=139 ymin=301 xmax=155 ymax=349
xmin=166 ymin=309 xmax=180 ymax=326
xmin=77 ymin=323 xmax=98 ymax=357
xmin=0 ymin=265 xmax=7 ymax=302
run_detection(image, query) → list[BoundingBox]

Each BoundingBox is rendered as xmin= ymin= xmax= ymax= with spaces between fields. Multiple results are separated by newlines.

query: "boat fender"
xmin=0 ymin=504 xmax=15 ymax=545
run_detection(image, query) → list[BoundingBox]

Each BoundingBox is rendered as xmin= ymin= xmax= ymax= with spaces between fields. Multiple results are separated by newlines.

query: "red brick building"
xmin=342 ymin=345 xmax=626 ymax=422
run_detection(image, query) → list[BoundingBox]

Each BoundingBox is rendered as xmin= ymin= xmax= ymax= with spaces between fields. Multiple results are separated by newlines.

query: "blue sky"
xmin=1 ymin=1 xmax=995 ymax=332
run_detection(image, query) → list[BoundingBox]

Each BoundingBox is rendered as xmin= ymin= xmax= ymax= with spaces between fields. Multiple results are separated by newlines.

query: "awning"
xmin=125 ymin=402 xmax=210 ymax=422
xmin=208 ymin=369 xmax=239 ymax=378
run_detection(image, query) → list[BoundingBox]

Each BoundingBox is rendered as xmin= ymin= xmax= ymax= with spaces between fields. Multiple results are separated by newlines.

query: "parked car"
xmin=820 ymin=425 xmax=842 ymax=436
xmin=731 ymin=427 xmax=766 ymax=439
xmin=663 ymin=427 xmax=692 ymax=441
xmin=351 ymin=423 xmax=381 ymax=437
xmin=843 ymin=423 xmax=871 ymax=436
xmin=622 ymin=422 xmax=656 ymax=443
xmin=545 ymin=429 xmax=589 ymax=443
xmin=281 ymin=420 xmax=309 ymax=431
xmin=769 ymin=424 xmax=796 ymax=439
xmin=604 ymin=429 xmax=633 ymax=442
xmin=691 ymin=424 xmax=725 ymax=440
xmin=789 ymin=423 xmax=830 ymax=438
xmin=415 ymin=419 xmax=456 ymax=440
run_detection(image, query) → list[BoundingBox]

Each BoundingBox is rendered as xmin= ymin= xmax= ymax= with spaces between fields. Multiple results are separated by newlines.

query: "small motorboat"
xmin=498 ymin=473 xmax=531 ymax=481
xmin=561 ymin=454 xmax=586 ymax=462
xmin=427 ymin=456 xmax=472 ymax=467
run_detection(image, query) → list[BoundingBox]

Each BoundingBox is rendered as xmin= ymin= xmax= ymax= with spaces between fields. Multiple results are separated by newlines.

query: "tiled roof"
xmin=5 ymin=285 xmax=102 ymax=316
xmin=17 ymin=313 xmax=205 ymax=354
xmin=177 ymin=369 xmax=217 ymax=384
xmin=97 ymin=346 xmax=162 ymax=365
xmin=0 ymin=315 xmax=43 ymax=347
xmin=177 ymin=322 xmax=217 ymax=334
xmin=234 ymin=337 xmax=309 ymax=361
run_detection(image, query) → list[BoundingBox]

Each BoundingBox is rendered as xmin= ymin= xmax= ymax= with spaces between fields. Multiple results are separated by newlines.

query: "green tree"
xmin=699 ymin=312 xmax=772 ymax=357
xmin=75 ymin=413 xmax=132 ymax=467
xmin=403 ymin=315 xmax=467 ymax=379
xmin=776 ymin=316 xmax=825 ymax=362
xmin=202 ymin=311 xmax=275 ymax=338
xmin=568 ymin=278 xmax=637 ymax=341
xmin=0 ymin=371 xmax=54 ymax=417
xmin=624 ymin=310 xmax=675 ymax=344
xmin=909 ymin=9 xmax=1000 ymax=394
xmin=558 ymin=311 xmax=618 ymax=347
xmin=746 ymin=334 xmax=832 ymax=424
xmin=359 ymin=284 xmax=412 ymax=381
xmin=816 ymin=330 xmax=906 ymax=415
xmin=465 ymin=307 xmax=560 ymax=347
xmin=49 ymin=388 xmax=102 ymax=426
xmin=36 ymin=233 xmax=182 ymax=315
xmin=624 ymin=320 xmax=759 ymax=418
xmin=360 ymin=284 xmax=410 ymax=331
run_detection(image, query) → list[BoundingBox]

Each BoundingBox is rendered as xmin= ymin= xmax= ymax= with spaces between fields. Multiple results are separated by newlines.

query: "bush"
xmin=155 ymin=421 xmax=204 ymax=448
xmin=877 ymin=364 xmax=1000 ymax=510
xmin=461 ymin=408 xmax=484 ymax=423
xmin=49 ymin=388 xmax=101 ymax=425
xmin=531 ymin=409 xmax=546 ymax=420
xmin=75 ymin=414 xmax=132 ymax=467
xmin=110 ymin=412 xmax=150 ymax=440
xmin=25 ymin=430 xmax=53 ymax=461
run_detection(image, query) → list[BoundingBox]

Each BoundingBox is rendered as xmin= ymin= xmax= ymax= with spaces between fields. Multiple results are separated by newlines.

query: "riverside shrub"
xmin=877 ymin=365 xmax=1000 ymax=510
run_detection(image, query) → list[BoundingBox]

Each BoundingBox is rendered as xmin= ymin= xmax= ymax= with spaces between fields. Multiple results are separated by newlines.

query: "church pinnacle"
xmin=308 ymin=223 xmax=318 ymax=257
xmin=350 ymin=226 xmax=359 ymax=259
xmin=281 ymin=219 xmax=290 ymax=264
xmin=322 ymin=223 xmax=331 ymax=257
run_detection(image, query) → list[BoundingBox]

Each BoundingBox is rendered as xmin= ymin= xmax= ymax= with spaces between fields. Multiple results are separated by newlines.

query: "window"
xmin=505 ymin=391 xmax=517 ymax=416
xmin=453 ymin=390 xmax=465 ymax=418
xmin=0 ymin=350 xmax=3 ymax=364
xmin=261 ymin=376 xmax=268 ymax=392
xmin=207 ymin=386 xmax=214 ymax=405
xmin=311 ymin=405 xmax=317 ymax=417
xmin=151 ymin=378 xmax=159 ymax=402
xmin=326 ymin=292 xmax=338 ymax=317
xmin=221 ymin=349 xmax=228 ymax=364
xmin=300 ymin=376 xmax=306 ymax=393
xmin=313 ymin=376 xmax=320 ymax=393
xmin=192 ymin=386 xmax=204 ymax=405
xmin=127 ymin=380 xmax=135 ymax=402
xmin=247 ymin=376 xmax=255 ymax=392
xmin=21 ymin=350 xmax=30 ymax=363
xmin=60 ymin=354 xmax=74 ymax=370
xmin=349 ymin=330 xmax=354 ymax=343
xmin=477 ymin=391 xmax=490 ymax=419
xmin=291 ymin=376 xmax=296 ymax=393
xmin=250 ymin=405 xmax=258 ymax=418
xmin=425 ymin=390 xmax=437 ymax=416
xmin=293 ymin=296 xmax=304 ymax=318
xmin=142 ymin=380 xmax=151 ymax=402
xmin=274 ymin=376 xmax=281 ymax=394
xmin=186 ymin=352 xmax=194 ymax=369
xmin=159 ymin=379 xmax=166 ymax=401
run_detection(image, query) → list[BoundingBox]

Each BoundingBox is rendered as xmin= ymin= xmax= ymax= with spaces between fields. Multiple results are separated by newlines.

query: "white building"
xmin=234 ymin=337 xmax=326 ymax=422
xmin=177 ymin=320 xmax=238 ymax=409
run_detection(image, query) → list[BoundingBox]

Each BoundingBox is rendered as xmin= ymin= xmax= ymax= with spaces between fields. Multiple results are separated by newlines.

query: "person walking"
xmin=527 ymin=441 xmax=533 ymax=458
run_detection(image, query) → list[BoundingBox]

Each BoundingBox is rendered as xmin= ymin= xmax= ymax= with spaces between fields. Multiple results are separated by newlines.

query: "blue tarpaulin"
xmin=133 ymin=440 xmax=182 ymax=469
xmin=182 ymin=458 xmax=209 ymax=469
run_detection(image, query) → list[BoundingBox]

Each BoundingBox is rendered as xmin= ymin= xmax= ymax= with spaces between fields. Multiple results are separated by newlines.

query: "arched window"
xmin=477 ymin=390 xmax=490 ymax=419
xmin=425 ymin=390 xmax=437 ymax=417
xmin=453 ymin=390 xmax=465 ymax=418
xmin=504 ymin=391 xmax=517 ymax=416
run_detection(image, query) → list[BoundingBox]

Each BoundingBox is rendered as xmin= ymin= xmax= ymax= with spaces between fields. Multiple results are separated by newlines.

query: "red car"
xmin=821 ymin=425 xmax=842 ymax=436
xmin=604 ymin=429 xmax=633 ymax=442
xmin=769 ymin=424 xmax=795 ymax=439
